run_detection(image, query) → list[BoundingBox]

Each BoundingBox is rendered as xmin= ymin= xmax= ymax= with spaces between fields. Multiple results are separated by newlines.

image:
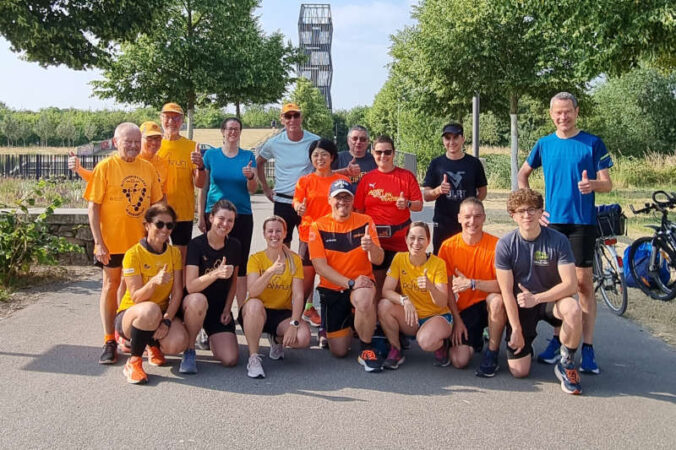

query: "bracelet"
xmin=470 ymin=279 xmax=476 ymax=291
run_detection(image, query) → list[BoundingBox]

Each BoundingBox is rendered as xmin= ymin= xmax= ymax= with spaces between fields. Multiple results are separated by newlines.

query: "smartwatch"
xmin=347 ymin=279 xmax=355 ymax=290
xmin=289 ymin=319 xmax=300 ymax=328
xmin=162 ymin=318 xmax=172 ymax=328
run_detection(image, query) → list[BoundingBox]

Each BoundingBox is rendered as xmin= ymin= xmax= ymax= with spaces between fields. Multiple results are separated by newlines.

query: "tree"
xmin=83 ymin=122 xmax=98 ymax=142
xmin=289 ymin=78 xmax=333 ymax=138
xmin=56 ymin=120 xmax=79 ymax=147
xmin=34 ymin=113 xmax=55 ymax=147
xmin=0 ymin=115 xmax=18 ymax=146
xmin=92 ymin=0 xmax=298 ymax=137
xmin=0 ymin=1 xmax=163 ymax=69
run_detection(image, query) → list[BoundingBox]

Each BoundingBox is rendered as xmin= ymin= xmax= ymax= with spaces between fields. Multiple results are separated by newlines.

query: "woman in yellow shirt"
xmin=378 ymin=221 xmax=452 ymax=369
xmin=239 ymin=216 xmax=310 ymax=379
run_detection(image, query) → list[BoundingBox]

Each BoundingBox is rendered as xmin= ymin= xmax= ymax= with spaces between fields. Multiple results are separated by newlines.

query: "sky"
xmin=0 ymin=0 xmax=416 ymax=112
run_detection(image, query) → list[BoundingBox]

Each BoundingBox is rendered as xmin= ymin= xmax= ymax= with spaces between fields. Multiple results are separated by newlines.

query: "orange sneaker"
xmin=123 ymin=357 xmax=148 ymax=384
xmin=147 ymin=345 xmax=166 ymax=367
xmin=302 ymin=306 xmax=321 ymax=327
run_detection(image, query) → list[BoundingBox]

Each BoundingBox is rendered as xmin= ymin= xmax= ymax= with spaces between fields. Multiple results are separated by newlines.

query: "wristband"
xmin=162 ymin=318 xmax=172 ymax=328
xmin=470 ymin=279 xmax=476 ymax=291
xmin=399 ymin=295 xmax=409 ymax=306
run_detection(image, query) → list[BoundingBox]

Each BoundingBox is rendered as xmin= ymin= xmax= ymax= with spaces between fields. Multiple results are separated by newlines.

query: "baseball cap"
xmin=161 ymin=102 xmax=184 ymax=115
xmin=281 ymin=103 xmax=301 ymax=115
xmin=329 ymin=179 xmax=354 ymax=198
xmin=139 ymin=121 xmax=162 ymax=137
xmin=441 ymin=123 xmax=463 ymax=137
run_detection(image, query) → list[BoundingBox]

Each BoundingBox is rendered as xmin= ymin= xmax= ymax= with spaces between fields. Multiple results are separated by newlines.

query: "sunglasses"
xmin=350 ymin=136 xmax=368 ymax=142
xmin=153 ymin=221 xmax=175 ymax=230
xmin=374 ymin=149 xmax=393 ymax=156
xmin=283 ymin=112 xmax=301 ymax=119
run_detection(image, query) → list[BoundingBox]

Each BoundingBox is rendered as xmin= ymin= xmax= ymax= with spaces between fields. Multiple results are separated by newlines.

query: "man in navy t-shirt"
xmin=517 ymin=92 xmax=613 ymax=375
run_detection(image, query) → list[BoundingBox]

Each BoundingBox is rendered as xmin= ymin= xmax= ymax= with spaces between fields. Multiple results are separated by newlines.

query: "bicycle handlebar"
xmin=630 ymin=190 xmax=676 ymax=215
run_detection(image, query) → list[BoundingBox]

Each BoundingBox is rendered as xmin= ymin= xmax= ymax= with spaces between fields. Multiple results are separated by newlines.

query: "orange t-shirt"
xmin=84 ymin=154 xmax=163 ymax=255
xmin=157 ymin=136 xmax=197 ymax=221
xmin=293 ymin=172 xmax=350 ymax=242
xmin=437 ymin=232 xmax=499 ymax=311
xmin=308 ymin=212 xmax=380 ymax=291
xmin=140 ymin=152 xmax=168 ymax=195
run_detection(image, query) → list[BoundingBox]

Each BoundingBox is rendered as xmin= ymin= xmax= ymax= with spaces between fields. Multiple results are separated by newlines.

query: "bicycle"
xmin=593 ymin=204 xmax=628 ymax=315
xmin=627 ymin=190 xmax=676 ymax=301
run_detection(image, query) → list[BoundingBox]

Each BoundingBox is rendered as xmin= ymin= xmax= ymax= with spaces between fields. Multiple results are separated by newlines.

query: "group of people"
xmin=78 ymin=92 xmax=613 ymax=395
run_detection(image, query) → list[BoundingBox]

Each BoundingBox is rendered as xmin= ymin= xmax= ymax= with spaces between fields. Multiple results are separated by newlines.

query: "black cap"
xmin=329 ymin=179 xmax=354 ymax=197
xmin=441 ymin=123 xmax=463 ymax=137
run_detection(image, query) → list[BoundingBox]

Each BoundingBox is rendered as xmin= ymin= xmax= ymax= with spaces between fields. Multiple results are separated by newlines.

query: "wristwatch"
xmin=347 ymin=279 xmax=355 ymax=290
xmin=407 ymin=200 xmax=412 ymax=209
xmin=289 ymin=319 xmax=300 ymax=328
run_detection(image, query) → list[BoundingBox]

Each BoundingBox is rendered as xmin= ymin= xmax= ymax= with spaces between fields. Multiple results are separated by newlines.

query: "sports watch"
xmin=289 ymin=320 xmax=300 ymax=328
xmin=347 ymin=279 xmax=355 ymax=289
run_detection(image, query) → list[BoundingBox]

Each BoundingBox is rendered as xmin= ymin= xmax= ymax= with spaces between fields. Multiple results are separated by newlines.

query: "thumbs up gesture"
xmin=270 ymin=253 xmax=285 ymax=275
xmin=361 ymin=223 xmax=374 ymax=252
xmin=347 ymin=156 xmax=360 ymax=177
xmin=439 ymin=173 xmax=451 ymax=195
xmin=578 ymin=169 xmax=592 ymax=194
xmin=67 ymin=151 xmax=80 ymax=171
xmin=153 ymin=264 xmax=171 ymax=286
xmin=214 ymin=256 xmax=234 ymax=280
xmin=191 ymin=142 xmax=204 ymax=169
xmin=396 ymin=191 xmax=407 ymax=210
xmin=296 ymin=198 xmax=307 ymax=217
xmin=242 ymin=160 xmax=255 ymax=180
xmin=452 ymin=268 xmax=471 ymax=293
xmin=516 ymin=283 xmax=537 ymax=308
xmin=417 ymin=268 xmax=430 ymax=290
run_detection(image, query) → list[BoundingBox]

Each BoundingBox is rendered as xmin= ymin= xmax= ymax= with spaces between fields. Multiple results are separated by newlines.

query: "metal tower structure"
xmin=298 ymin=4 xmax=333 ymax=110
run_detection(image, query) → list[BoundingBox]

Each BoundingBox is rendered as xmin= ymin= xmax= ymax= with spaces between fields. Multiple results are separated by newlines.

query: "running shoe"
xmin=123 ymin=357 xmax=148 ymax=384
xmin=99 ymin=340 xmax=118 ymax=365
xmin=179 ymin=348 xmax=198 ymax=374
xmin=555 ymin=361 xmax=582 ymax=395
xmin=357 ymin=348 xmax=383 ymax=373
xmin=383 ymin=346 xmax=405 ymax=370
xmin=433 ymin=339 xmax=450 ymax=367
xmin=476 ymin=348 xmax=499 ymax=377
xmin=580 ymin=344 xmax=600 ymax=374
xmin=195 ymin=328 xmax=210 ymax=350
xmin=115 ymin=331 xmax=131 ymax=354
xmin=537 ymin=336 xmax=561 ymax=364
xmin=247 ymin=354 xmax=265 ymax=379
xmin=318 ymin=328 xmax=328 ymax=349
xmin=147 ymin=345 xmax=166 ymax=367
xmin=268 ymin=334 xmax=284 ymax=360
xmin=302 ymin=306 xmax=321 ymax=327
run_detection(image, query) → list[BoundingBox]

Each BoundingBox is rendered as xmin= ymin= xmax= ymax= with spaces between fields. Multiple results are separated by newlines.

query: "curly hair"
xmin=506 ymin=188 xmax=543 ymax=214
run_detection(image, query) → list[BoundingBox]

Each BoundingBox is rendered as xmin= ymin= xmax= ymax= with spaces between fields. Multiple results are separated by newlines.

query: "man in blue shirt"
xmin=517 ymin=92 xmax=613 ymax=374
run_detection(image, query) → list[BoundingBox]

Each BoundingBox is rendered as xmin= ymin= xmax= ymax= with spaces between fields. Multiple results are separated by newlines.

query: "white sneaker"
xmin=247 ymin=354 xmax=265 ymax=379
xmin=268 ymin=333 xmax=284 ymax=360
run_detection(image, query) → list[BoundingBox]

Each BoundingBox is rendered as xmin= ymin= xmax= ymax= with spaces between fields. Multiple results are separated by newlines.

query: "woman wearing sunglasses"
xmin=354 ymin=135 xmax=423 ymax=298
xmin=198 ymin=117 xmax=257 ymax=306
xmin=115 ymin=204 xmax=206 ymax=384
xmin=184 ymin=199 xmax=241 ymax=371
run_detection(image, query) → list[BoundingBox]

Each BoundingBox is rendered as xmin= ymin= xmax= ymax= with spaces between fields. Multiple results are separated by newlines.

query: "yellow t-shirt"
xmin=386 ymin=252 xmax=450 ymax=319
xmin=140 ymin=152 xmax=169 ymax=195
xmin=157 ymin=136 xmax=197 ymax=221
xmin=84 ymin=154 xmax=163 ymax=255
xmin=247 ymin=250 xmax=303 ymax=310
xmin=118 ymin=242 xmax=182 ymax=313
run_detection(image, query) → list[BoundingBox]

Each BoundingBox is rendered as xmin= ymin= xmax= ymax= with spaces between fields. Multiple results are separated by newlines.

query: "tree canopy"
xmin=289 ymin=78 xmax=333 ymax=138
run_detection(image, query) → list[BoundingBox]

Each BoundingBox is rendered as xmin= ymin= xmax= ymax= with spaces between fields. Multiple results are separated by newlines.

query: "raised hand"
xmin=242 ymin=160 xmax=255 ymax=180
xmin=417 ymin=268 xmax=430 ymax=290
xmin=396 ymin=191 xmax=407 ymax=210
xmin=452 ymin=268 xmax=471 ymax=293
xmin=361 ymin=223 xmax=373 ymax=252
xmin=578 ymin=169 xmax=592 ymax=194
xmin=153 ymin=264 xmax=171 ymax=286
xmin=516 ymin=283 xmax=537 ymax=308
xmin=347 ymin=156 xmax=360 ymax=177
xmin=213 ymin=257 xmax=234 ymax=280
xmin=67 ymin=151 xmax=80 ymax=171
xmin=439 ymin=174 xmax=451 ymax=195
xmin=191 ymin=142 xmax=204 ymax=169
xmin=269 ymin=254 xmax=285 ymax=275
xmin=296 ymin=198 xmax=307 ymax=217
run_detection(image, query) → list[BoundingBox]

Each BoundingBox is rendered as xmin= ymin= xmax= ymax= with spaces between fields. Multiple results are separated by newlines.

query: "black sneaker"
xmin=99 ymin=340 xmax=118 ymax=365
xmin=358 ymin=349 xmax=383 ymax=373
xmin=476 ymin=348 xmax=499 ymax=377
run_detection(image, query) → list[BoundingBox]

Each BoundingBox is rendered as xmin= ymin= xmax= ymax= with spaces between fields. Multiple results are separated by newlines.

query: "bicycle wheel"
xmin=627 ymin=237 xmax=676 ymax=301
xmin=594 ymin=242 xmax=628 ymax=315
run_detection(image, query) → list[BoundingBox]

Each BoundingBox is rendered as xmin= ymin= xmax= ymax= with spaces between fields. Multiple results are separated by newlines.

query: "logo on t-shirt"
xmin=120 ymin=175 xmax=149 ymax=217
xmin=445 ymin=171 xmax=467 ymax=201
xmin=534 ymin=250 xmax=550 ymax=266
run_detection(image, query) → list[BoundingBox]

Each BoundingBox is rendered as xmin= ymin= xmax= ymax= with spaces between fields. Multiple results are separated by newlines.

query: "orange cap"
xmin=161 ymin=102 xmax=184 ymax=115
xmin=281 ymin=102 xmax=301 ymax=115
xmin=139 ymin=121 xmax=162 ymax=137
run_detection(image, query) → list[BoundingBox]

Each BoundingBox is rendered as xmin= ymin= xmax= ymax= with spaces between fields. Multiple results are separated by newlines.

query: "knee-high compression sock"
xmin=130 ymin=326 xmax=154 ymax=357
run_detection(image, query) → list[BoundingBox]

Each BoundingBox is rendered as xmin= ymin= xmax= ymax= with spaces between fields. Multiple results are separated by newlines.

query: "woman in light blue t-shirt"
xmin=198 ymin=117 xmax=258 ymax=304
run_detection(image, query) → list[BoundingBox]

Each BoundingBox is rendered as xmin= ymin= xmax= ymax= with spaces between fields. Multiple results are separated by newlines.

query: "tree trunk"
xmin=186 ymin=91 xmax=195 ymax=140
xmin=236 ymin=101 xmax=241 ymax=118
xmin=472 ymin=94 xmax=480 ymax=158
xmin=509 ymin=94 xmax=519 ymax=191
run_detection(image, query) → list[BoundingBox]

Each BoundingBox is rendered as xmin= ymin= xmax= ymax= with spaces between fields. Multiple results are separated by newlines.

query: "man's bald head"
xmin=113 ymin=122 xmax=142 ymax=162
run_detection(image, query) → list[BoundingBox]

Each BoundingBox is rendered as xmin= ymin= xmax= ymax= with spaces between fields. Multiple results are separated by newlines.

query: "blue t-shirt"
xmin=258 ymin=130 xmax=318 ymax=203
xmin=527 ymin=131 xmax=613 ymax=225
xmin=203 ymin=148 xmax=256 ymax=215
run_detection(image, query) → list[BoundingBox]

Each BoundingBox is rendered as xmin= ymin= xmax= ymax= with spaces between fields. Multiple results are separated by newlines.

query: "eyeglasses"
xmin=374 ymin=150 xmax=393 ymax=156
xmin=334 ymin=195 xmax=353 ymax=203
xmin=350 ymin=136 xmax=368 ymax=142
xmin=283 ymin=112 xmax=301 ymax=119
xmin=223 ymin=127 xmax=241 ymax=133
xmin=153 ymin=221 xmax=175 ymax=230
xmin=513 ymin=207 xmax=540 ymax=217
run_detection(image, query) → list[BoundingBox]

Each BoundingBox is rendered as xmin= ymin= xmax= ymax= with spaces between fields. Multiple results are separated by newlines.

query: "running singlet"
xmin=84 ymin=154 xmax=163 ymax=255
xmin=118 ymin=241 xmax=182 ymax=313
xmin=247 ymin=250 xmax=303 ymax=310
xmin=293 ymin=172 xmax=350 ymax=242
xmin=354 ymin=167 xmax=422 ymax=251
xmin=308 ymin=212 xmax=380 ymax=291
xmin=387 ymin=252 xmax=449 ymax=319
xmin=438 ymin=232 xmax=499 ymax=311
xmin=157 ymin=136 xmax=197 ymax=221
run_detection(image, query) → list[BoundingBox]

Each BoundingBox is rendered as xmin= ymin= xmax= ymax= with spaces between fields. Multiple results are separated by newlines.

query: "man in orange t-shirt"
xmin=437 ymin=197 xmax=505 ymax=377
xmin=309 ymin=179 xmax=385 ymax=372
xmin=85 ymin=122 xmax=163 ymax=365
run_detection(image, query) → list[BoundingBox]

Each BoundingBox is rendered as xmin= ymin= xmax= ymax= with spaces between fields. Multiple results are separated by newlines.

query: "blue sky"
xmin=0 ymin=0 xmax=415 ymax=112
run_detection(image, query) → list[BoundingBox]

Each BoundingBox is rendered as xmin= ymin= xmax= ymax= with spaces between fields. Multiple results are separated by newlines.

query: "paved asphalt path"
xmin=1 ymin=196 xmax=675 ymax=448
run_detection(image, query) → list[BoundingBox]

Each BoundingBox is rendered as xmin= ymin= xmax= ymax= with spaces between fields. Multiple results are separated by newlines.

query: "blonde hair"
xmin=263 ymin=215 xmax=296 ymax=274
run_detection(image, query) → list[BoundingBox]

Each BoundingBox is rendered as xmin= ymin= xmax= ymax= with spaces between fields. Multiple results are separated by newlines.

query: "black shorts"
xmin=114 ymin=310 xmax=128 ymax=339
xmin=372 ymin=249 xmax=397 ymax=272
xmin=317 ymin=287 xmax=354 ymax=339
xmin=94 ymin=253 xmax=124 ymax=269
xmin=454 ymin=300 xmax=488 ymax=352
xmin=203 ymin=304 xmax=236 ymax=337
xmin=433 ymin=223 xmax=461 ymax=255
xmin=298 ymin=241 xmax=312 ymax=267
xmin=238 ymin=307 xmax=292 ymax=336
xmin=549 ymin=223 xmax=596 ymax=268
xmin=273 ymin=201 xmax=300 ymax=245
xmin=171 ymin=220 xmax=194 ymax=246
xmin=505 ymin=302 xmax=562 ymax=359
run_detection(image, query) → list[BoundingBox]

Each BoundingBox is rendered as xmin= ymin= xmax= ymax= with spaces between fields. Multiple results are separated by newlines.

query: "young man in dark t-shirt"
xmin=423 ymin=123 xmax=487 ymax=254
